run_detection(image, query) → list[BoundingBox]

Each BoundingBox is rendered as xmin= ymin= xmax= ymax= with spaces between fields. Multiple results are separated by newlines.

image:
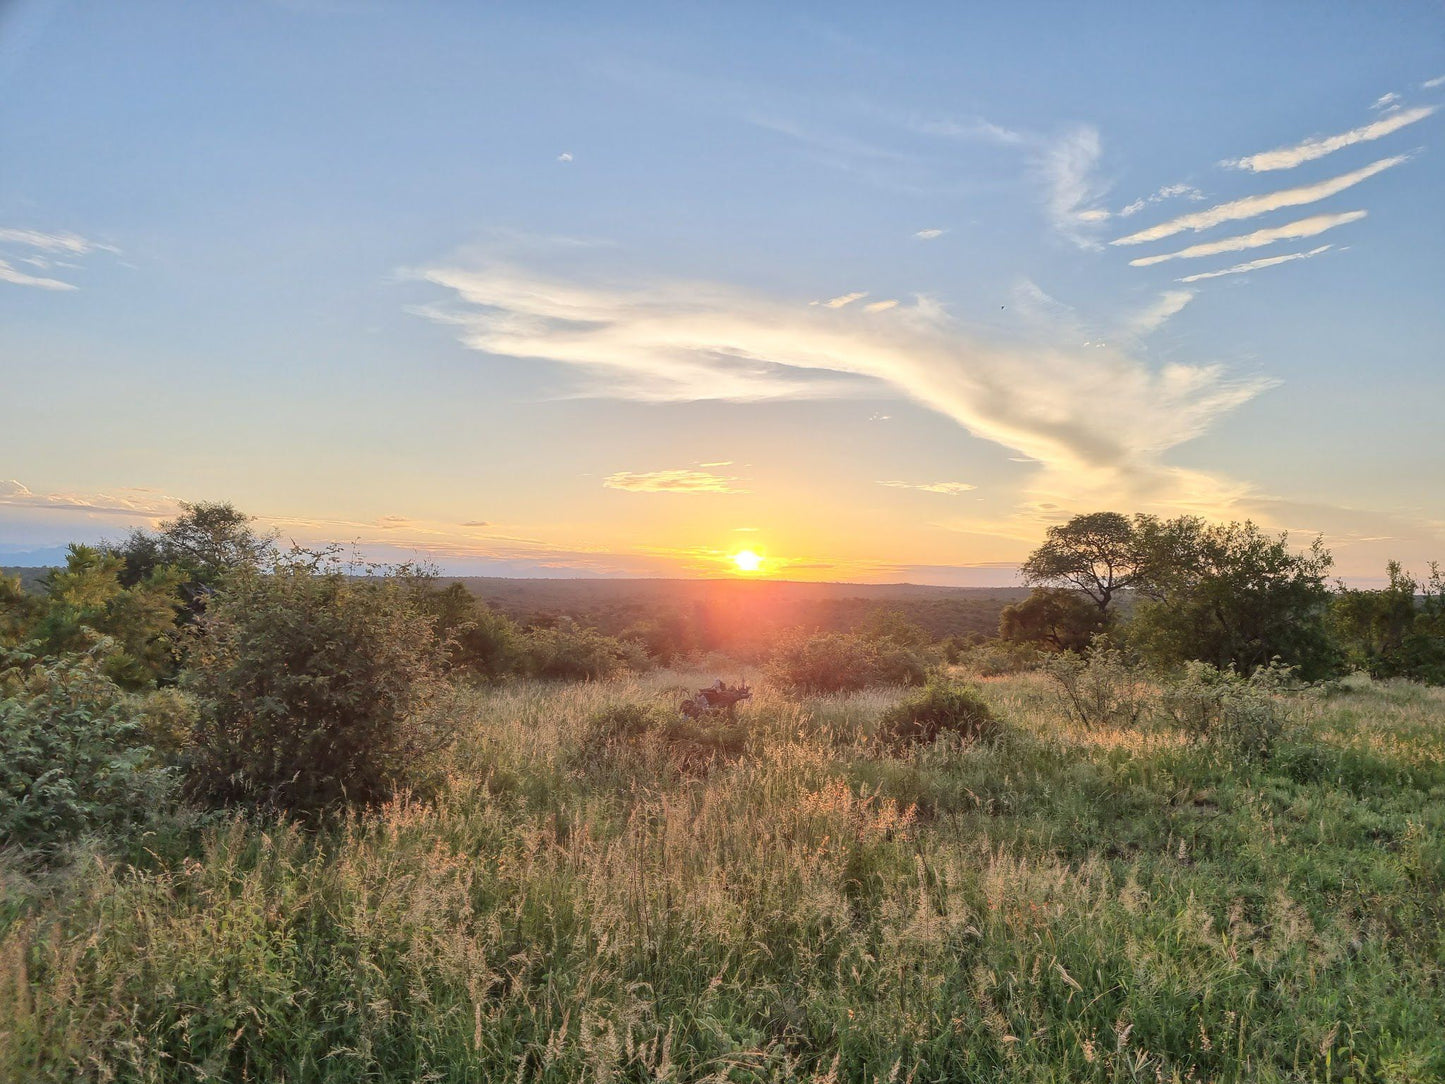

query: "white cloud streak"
xmin=821 ymin=291 xmax=867 ymax=308
xmin=1125 ymin=290 xmax=1195 ymax=334
xmin=1225 ymin=109 xmax=1433 ymax=172
xmin=1424 ymin=75 xmax=1445 ymax=90
xmin=0 ymin=259 xmax=76 ymax=290
xmin=1041 ymin=125 xmax=1112 ymax=247
xmin=1175 ymin=245 xmax=1333 ymax=283
xmin=415 ymin=264 xmax=1278 ymax=504
xmin=914 ymin=228 xmax=945 ymax=240
xmin=1128 ymin=211 xmax=1365 ymax=267
xmin=1119 ymin=182 xmax=1205 ymax=217
xmin=603 ymin=469 xmax=746 ymax=493
xmin=877 ymin=480 xmax=977 ymax=495
xmin=1113 ymin=158 xmax=1399 ymax=246
xmin=0 ymin=480 xmax=182 ymax=518
xmin=0 ymin=227 xmax=116 ymax=254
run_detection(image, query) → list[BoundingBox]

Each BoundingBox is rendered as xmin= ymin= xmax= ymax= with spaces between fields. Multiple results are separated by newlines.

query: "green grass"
xmin=2 ymin=669 xmax=1443 ymax=1082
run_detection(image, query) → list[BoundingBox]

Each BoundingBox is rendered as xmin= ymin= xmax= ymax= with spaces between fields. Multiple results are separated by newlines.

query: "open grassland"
xmin=2 ymin=671 xmax=1443 ymax=1083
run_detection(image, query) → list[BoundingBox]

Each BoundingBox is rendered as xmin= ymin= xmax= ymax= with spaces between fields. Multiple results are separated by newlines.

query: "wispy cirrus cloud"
xmin=877 ymin=480 xmax=977 ymax=495
xmin=1128 ymin=211 xmax=1365 ymax=267
xmin=819 ymin=291 xmax=867 ymax=308
xmin=1176 ymin=245 xmax=1333 ymax=283
xmin=1123 ymin=289 xmax=1195 ymax=334
xmin=414 ymin=263 xmax=1276 ymax=509
xmin=1113 ymin=158 xmax=1399 ymax=246
xmin=603 ymin=469 xmax=746 ymax=494
xmin=0 ymin=480 xmax=182 ymax=519
xmin=0 ymin=227 xmax=116 ymax=255
xmin=1040 ymin=125 xmax=1112 ymax=247
xmin=0 ymin=260 xmax=76 ymax=291
xmin=0 ymin=226 xmax=119 ymax=290
xmin=1119 ymin=182 xmax=1205 ymax=217
xmin=1226 ymin=106 xmax=1434 ymax=172
xmin=1424 ymin=75 xmax=1445 ymax=90
xmin=914 ymin=228 xmax=945 ymax=240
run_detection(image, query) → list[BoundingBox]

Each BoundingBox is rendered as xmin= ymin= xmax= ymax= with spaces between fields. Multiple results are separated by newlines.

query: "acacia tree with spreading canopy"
xmin=1019 ymin=511 xmax=1148 ymax=612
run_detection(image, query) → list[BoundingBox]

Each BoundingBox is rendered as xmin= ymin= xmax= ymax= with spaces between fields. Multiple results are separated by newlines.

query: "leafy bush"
xmin=766 ymin=630 xmax=927 ymax=695
xmin=1041 ymin=644 xmax=1152 ymax=729
xmin=999 ymin=588 xmax=1107 ymax=651
xmin=18 ymin=546 xmax=186 ymax=689
xmin=879 ymin=680 xmax=997 ymax=747
xmin=581 ymin=700 xmax=747 ymax=774
xmin=521 ymin=619 xmax=647 ymax=681
xmin=1158 ymin=660 xmax=1293 ymax=762
xmin=414 ymin=581 xmax=523 ymax=679
xmin=0 ymin=652 xmax=174 ymax=852
xmin=958 ymin=638 xmax=1041 ymax=676
xmin=183 ymin=548 xmax=450 ymax=814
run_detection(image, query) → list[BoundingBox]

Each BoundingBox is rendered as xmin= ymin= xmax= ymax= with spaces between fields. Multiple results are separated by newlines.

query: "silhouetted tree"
xmin=1020 ymin=512 xmax=1146 ymax=612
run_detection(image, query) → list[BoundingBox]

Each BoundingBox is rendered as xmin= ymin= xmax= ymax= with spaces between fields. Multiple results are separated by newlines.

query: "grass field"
xmin=3 ymin=669 xmax=1443 ymax=1083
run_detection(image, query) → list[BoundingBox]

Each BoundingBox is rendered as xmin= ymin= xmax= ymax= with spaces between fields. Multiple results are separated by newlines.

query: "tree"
xmin=24 ymin=546 xmax=186 ymax=688
xmin=999 ymin=588 xmax=1107 ymax=651
xmin=1020 ymin=512 xmax=1146 ymax=612
xmin=1333 ymin=561 xmax=1445 ymax=683
xmin=1129 ymin=521 xmax=1340 ymax=680
xmin=111 ymin=501 xmax=273 ymax=610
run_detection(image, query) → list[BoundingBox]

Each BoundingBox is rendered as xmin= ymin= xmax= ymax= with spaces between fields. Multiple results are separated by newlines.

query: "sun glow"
xmin=731 ymin=549 xmax=764 ymax=573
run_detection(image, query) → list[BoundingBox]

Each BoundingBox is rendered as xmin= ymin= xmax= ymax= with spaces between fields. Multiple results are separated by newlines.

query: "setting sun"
xmin=731 ymin=549 xmax=764 ymax=573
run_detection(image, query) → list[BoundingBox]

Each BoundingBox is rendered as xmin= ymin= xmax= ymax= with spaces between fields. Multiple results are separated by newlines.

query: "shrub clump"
xmin=1159 ymin=660 xmax=1294 ymax=762
xmin=879 ymin=680 xmax=997 ymax=748
xmin=1041 ymin=644 xmax=1152 ymax=729
xmin=582 ymin=700 xmax=748 ymax=773
xmin=183 ymin=549 xmax=450 ymax=815
xmin=766 ymin=631 xmax=928 ymax=695
xmin=0 ymin=652 xmax=174 ymax=853
xmin=522 ymin=619 xmax=647 ymax=681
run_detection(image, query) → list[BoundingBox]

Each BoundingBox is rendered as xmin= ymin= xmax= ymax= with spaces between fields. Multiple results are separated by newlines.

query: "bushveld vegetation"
xmin=2 ymin=505 xmax=1443 ymax=1082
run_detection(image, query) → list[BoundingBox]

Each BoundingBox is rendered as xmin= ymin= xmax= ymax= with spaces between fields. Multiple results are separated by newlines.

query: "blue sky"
xmin=2 ymin=1 xmax=1442 ymax=583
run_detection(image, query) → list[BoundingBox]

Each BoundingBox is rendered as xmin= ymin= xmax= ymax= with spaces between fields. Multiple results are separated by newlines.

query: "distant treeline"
xmin=456 ymin=576 xmax=1028 ymax=660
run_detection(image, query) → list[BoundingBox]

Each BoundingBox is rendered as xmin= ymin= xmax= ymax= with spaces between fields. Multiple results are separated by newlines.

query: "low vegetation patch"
xmin=878 ymin=679 xmax=997 ymax=748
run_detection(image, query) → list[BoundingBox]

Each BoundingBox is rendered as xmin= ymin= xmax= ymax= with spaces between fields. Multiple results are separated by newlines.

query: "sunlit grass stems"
xmin=3 ymin=669 xmax=1444 ymax=1082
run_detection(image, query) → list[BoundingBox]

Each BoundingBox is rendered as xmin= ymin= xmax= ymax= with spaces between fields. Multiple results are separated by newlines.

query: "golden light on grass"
xmin=731 ymin=549 xmax=764 ymax=573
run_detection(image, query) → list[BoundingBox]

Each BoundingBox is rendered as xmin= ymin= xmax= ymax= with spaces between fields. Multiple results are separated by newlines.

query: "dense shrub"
xmin=183 ymin=549 xmax=449 ymax=814
xmin=415 ymin=581 xmax=523 ymax=679
xmin=879 ymin=680 xmax=997 ymax=747
xmin=1158 ymin=660 xmax=1294 ymax=762
xmin=0 ymin=652 xmax=173 ymax=852
xmin=522 ymin=619 xmax=647 ymax=681
xmin=17 ymin=546 xmax=185 ymax=689
xmin=958 ymin=638 xmax=1041 ymax=676
xmin=766 ymin=630 xmax=928 ymax=694
xmin=1041 ymin=644 xmax=1152 ymax=729
xmin=999 ymin=587 xmax=1107 ymax=651
xmin=582 ymin=700 xmax=747 ymax=773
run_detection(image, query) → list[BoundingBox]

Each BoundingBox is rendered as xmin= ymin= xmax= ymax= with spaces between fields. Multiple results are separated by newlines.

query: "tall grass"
xmin=2 ymin=668 xmax=1443 ymax=1082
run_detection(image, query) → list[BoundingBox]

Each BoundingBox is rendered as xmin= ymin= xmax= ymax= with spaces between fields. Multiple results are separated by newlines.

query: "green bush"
xmin=1041 ymin=644 xmax=1152 ymax=729
xmin=413 ymin=581 xmax=523 ymax=679
xmin=959 ymin=638 xmax=1041 ymax=676
xmin=522 ymin=619 xmax=647 ymax=681
xmin=0 ymin=652 xmax=174 ymax=852
xmin=766 ymin=630 xmax=927 ymax=695
xmin=1158 ymin=660 xmax=1293 ymax=762
xmin=183 ymin=548 xmax=450 ymax=815
xmin=879 ymin=680 xmax=997 ymax=747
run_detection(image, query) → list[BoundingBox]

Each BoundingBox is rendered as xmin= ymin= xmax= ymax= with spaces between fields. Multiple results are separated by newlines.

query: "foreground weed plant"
xmin=2 ymin=668 xmax=1443 ymax=1083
